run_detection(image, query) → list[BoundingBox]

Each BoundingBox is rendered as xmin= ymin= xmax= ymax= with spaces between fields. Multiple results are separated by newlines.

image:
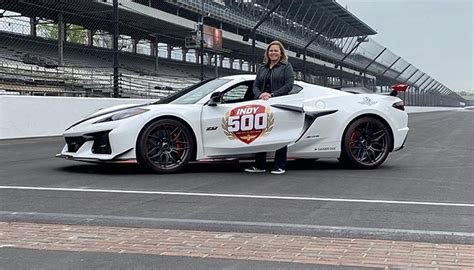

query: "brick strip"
xmin=0 ymin=222 xmax=473 ymax=268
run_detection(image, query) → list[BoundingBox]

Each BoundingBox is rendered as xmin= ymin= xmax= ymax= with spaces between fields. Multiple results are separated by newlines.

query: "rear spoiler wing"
xmin=332 ymin=84 xmax=409 ymax=96
xmin=390 ymin=84 xmax=409 ymax=96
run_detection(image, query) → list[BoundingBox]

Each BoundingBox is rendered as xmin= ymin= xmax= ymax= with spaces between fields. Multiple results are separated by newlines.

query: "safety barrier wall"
xmin=0 ymin=96 xmax=154 ymax=139
xmin=0 ymin=96 xmax=464 ymax=139
xmin=404 ymin=107 xmax=462 ymax=113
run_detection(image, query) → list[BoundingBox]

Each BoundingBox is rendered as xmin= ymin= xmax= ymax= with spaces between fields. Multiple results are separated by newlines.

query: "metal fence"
xmin=0 ymin=0 xmax=466 ymax=106
xmin=0 ymin=2 xmax=211 ymax=98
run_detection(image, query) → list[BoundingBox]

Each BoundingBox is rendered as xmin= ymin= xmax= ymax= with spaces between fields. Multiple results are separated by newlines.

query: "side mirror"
xmin=207 ymin=91 xmax=222 ymax=106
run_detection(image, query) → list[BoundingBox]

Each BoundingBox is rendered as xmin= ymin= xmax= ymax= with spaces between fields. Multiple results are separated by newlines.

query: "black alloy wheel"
xmin=137 ymin=119 xmax=194 ymax=173
xmin=340 ymin=117 xmax=392 ymax=169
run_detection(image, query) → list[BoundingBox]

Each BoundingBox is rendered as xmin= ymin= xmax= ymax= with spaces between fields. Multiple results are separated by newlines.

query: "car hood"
xmin=87 ymin=103 xmax=150 ymax=118
xmin=65 ymin=102 xmax=200 ymax=131
xmin=66 ymin=103 xmax=151 ymax=131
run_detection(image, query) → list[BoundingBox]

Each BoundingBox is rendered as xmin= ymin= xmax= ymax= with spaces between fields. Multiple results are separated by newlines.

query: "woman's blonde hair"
xmin=263 ymin=40 xmax=288 ymax=65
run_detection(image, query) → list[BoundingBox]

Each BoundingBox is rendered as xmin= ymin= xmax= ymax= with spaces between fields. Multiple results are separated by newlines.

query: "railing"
xmin=0 ymin=59 xmax=198 ymax=98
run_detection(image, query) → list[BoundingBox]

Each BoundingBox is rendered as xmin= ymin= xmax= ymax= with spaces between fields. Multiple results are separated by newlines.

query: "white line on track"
xmin=0 ymin=185 xmax=473 ymax=207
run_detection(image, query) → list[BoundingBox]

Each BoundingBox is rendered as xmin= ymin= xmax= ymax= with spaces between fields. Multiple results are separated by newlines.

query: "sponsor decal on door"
xmin=221 ymin=105 xmax=274 ymax=144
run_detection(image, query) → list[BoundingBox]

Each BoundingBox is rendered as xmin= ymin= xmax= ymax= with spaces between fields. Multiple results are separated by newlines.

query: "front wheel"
xmin=339 ymin=117 xmax=392 ymax=169
xmin=136 ymin=119 xmax=194 ymax=173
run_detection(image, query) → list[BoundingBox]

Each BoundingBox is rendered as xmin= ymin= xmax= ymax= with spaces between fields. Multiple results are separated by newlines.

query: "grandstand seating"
xmin=0 ymin=1 xmax=464 ymax=105
xmin=0 ymin=2 xmax=389 ymax=98
xmin=0 ymin=31 xmax=244 ymax=98
xmin=167 ymin=0 xmax=385 ymax=74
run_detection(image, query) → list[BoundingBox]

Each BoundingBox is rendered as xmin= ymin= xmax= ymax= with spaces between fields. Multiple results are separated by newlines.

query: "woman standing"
xmin=245 ymin=40 xmax=294 ymax=175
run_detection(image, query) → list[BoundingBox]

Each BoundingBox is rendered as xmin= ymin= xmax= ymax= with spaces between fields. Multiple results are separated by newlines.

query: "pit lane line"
xmin=1 ymin=185 xmax=474 ymax=208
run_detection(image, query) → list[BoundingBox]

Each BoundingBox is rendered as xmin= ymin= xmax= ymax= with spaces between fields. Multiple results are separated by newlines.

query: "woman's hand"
xmin=259 ymin=92 xmax=272 ymax=100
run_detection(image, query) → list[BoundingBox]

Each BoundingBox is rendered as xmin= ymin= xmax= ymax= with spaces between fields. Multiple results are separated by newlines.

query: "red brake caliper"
xmin=349 ymin=130 xmax=359 ymax=149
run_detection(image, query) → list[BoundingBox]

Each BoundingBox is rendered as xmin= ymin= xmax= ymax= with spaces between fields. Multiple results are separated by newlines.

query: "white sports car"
xmin=57 ymin=74 xmax=409 ymax=173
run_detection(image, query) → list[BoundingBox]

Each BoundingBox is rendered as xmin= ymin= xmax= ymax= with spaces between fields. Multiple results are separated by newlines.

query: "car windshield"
xmin=154 ymin=78 xmax=231 ymax=105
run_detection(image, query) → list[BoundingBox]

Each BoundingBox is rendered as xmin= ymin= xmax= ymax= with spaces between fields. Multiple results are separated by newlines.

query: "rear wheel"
xmin=136 ymin=119 xmax=194 ymax=173
xmin=339 ymin=117 xmax=392 ymax=169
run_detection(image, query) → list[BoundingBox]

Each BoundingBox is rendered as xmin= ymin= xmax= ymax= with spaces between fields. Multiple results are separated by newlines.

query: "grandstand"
xmin=0 ymin=27 xmax=235 ymax=98
xmin=0 ymin=0 xmax=466 ymax=106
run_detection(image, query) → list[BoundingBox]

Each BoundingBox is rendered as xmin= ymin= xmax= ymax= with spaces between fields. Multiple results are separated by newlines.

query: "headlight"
xmin=93 ymin=108 xmax=149 ymax=123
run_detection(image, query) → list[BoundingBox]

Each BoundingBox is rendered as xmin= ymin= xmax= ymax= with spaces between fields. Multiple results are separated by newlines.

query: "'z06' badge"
xmin=221 ymin=105 xmax=274 ymax=144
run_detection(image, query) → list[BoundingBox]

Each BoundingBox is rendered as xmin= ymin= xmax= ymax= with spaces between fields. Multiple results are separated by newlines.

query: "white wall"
xmin=0 ymin=96 xmax=464 ymax=139
xmin=404 ymin=106 xmax=461 ymax=113
xmin=0 ymin=96 xmax=154 ymax=139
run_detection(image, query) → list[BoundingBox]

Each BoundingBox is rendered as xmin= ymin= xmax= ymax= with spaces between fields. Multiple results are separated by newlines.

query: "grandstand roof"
xmin=0 ymin=0 xmax=382 ymax=84
xmin=255 ymin=0 xmax=377 ymax=37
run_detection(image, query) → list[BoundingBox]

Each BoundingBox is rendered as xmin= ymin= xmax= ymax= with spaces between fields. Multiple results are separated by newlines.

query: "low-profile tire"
xmin=136 ymin=118 xmax=194 ymax=173
xmin=339 ymin=117 xmax=392 ymax=169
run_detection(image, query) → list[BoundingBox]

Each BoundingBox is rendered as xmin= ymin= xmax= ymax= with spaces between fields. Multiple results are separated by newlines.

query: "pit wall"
xmin=0 ymin=95 xmax=463 ymax=139
xmin=404 ymin=107 xmax=462 ymax=113
xmin=0 ymin=96 xmax=154 ymax=139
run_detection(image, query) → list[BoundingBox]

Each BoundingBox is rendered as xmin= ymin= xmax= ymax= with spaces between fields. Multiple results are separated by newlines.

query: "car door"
xmin=200 ymin=81 xmax=305 ymax=158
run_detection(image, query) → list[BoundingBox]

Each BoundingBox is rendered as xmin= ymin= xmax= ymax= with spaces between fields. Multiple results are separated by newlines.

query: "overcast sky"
xmin=336 ymin=0 xmax=473 ymax=92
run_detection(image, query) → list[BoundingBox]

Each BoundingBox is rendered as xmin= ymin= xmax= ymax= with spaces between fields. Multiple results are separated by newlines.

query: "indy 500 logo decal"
xmin=221 ymin=105 xmax=274 ymax=144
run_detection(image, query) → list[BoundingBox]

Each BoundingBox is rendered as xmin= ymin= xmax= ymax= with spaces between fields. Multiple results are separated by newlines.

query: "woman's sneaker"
xmin=270 ymin=168 xmax=285 ymax=174
xmin=245 ymin=166 xmax=266 ymax=173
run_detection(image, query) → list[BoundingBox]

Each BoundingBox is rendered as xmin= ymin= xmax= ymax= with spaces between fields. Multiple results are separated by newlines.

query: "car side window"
xmin=221 ymin=82 xmax=254 ymax=103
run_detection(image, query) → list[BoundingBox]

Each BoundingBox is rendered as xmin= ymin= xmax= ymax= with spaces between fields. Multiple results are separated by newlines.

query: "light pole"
xmin=113 ymin=0 xmax=119 ymax=97
xmin=200 ymin=0 xmax=205 ymax=81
